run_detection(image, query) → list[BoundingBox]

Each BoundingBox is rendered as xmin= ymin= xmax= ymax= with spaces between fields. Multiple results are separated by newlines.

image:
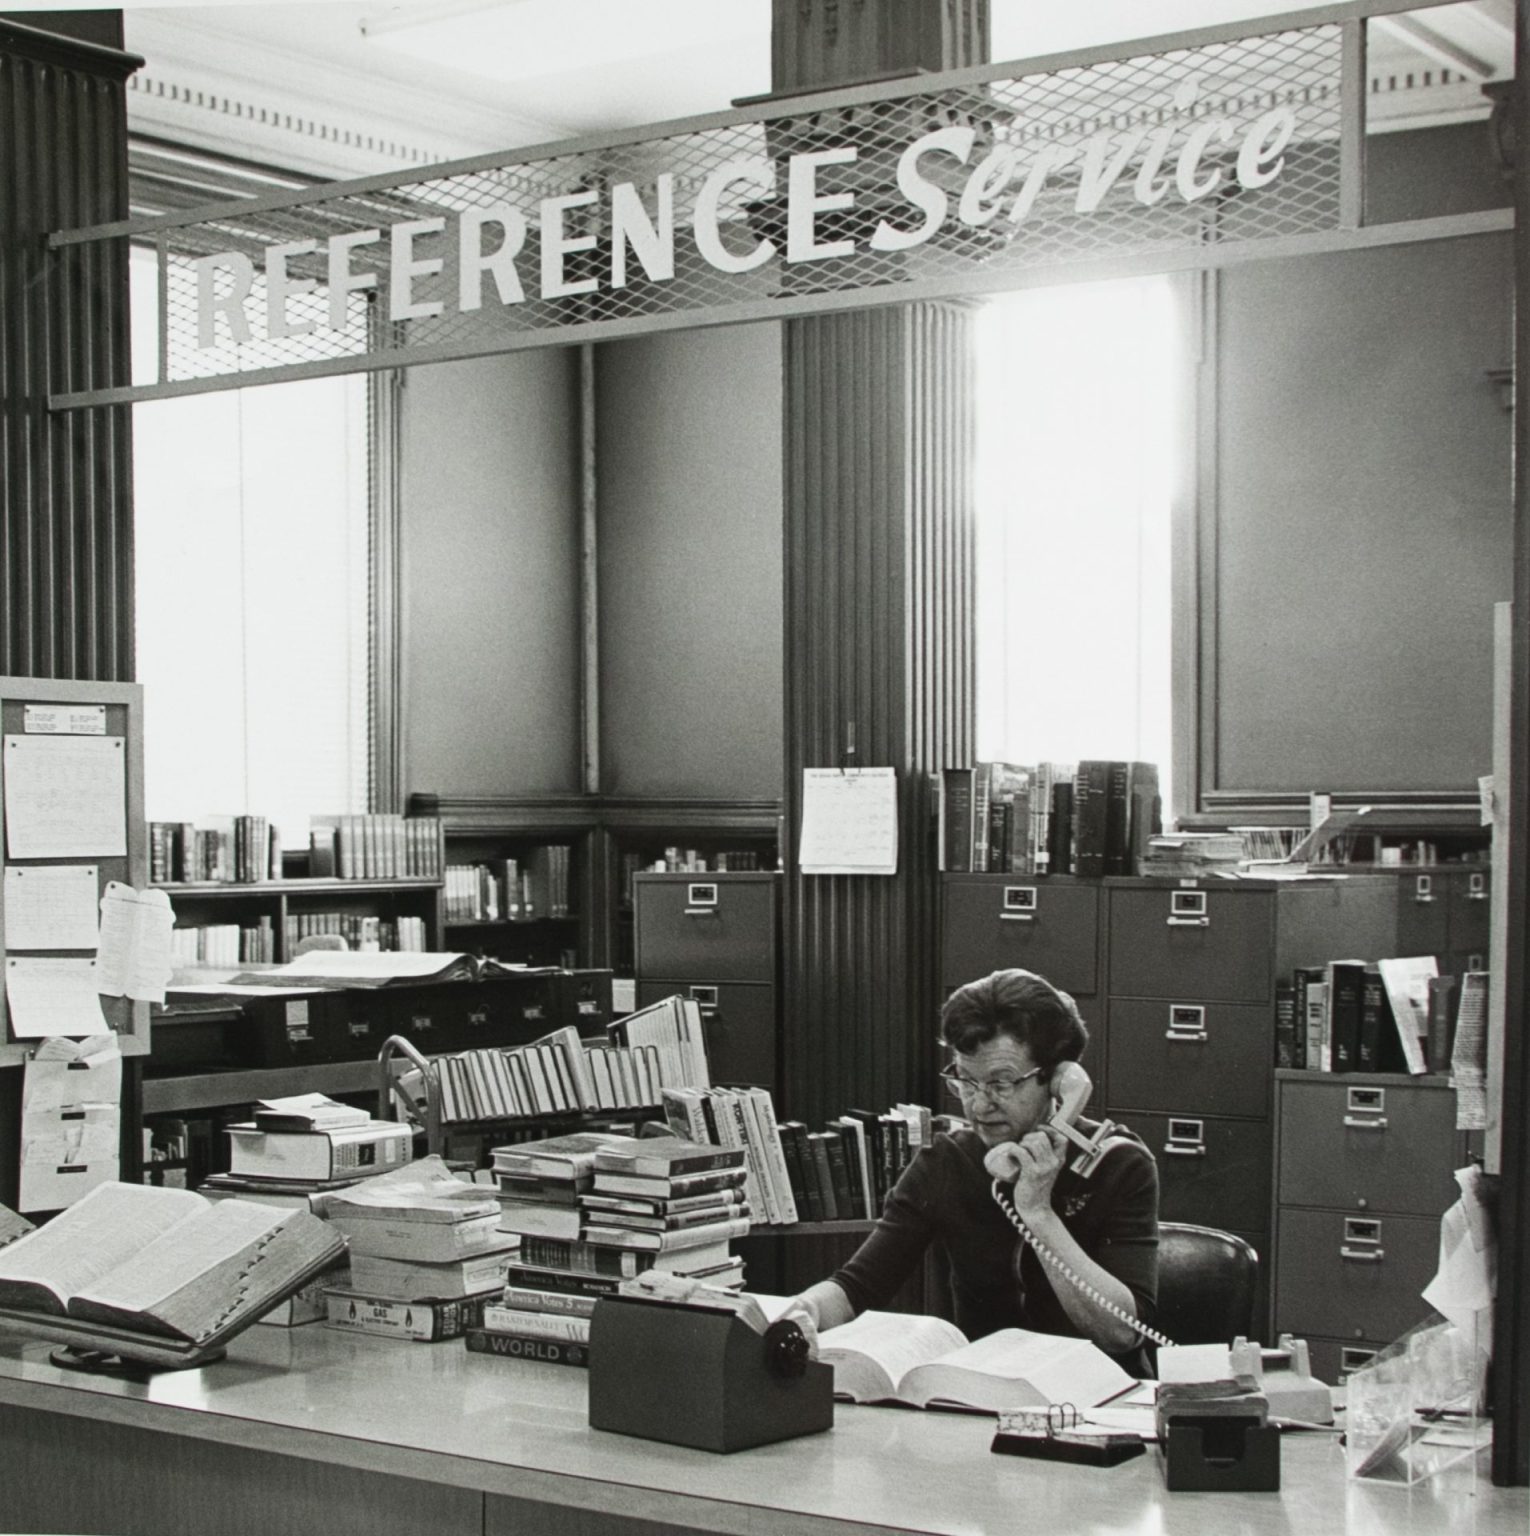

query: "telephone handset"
xmin=983 ymin=1061 xmax=1173 ymax=1349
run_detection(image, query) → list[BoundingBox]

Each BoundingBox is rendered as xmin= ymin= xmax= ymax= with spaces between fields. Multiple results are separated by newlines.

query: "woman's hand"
xmin=984 ymin=1127 xmax=1066 ymax=1218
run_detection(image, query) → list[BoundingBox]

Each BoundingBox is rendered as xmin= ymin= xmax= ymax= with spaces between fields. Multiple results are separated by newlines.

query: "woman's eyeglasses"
xmin=937 ymin=1065 xmax=1043 ymax=1103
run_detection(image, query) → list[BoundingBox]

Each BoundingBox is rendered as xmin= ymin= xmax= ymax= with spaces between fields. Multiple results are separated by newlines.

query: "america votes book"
xmin=0 ymin=1181 xmax=346 ymax=1355
xmin=816 ymin=1310 xmax=1134 ymax=1413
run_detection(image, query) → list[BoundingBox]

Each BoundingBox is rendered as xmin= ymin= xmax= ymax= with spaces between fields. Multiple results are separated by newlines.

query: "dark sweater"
xmin=831 ymin=1120 xmax=1160 ymax=1376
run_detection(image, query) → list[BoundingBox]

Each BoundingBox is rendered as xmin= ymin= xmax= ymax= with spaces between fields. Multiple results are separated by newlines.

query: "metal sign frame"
xmin=45 ymin=0 xmax=1511 ymax=409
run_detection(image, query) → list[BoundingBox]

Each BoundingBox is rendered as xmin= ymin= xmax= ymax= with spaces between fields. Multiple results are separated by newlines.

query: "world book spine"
xmin=463 ymin=1328 xmax=590 ymax=1368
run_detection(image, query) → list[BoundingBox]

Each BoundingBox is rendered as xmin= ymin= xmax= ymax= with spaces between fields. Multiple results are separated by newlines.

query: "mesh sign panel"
xmin=76 ymin=24 xmax=1344 ymax=399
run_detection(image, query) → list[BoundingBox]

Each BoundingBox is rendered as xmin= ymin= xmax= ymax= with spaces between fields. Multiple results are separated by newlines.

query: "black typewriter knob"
xmin=764 ymin=1319 xmax=810 ymax=1378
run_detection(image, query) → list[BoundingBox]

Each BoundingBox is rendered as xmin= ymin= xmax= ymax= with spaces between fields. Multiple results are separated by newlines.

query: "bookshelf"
xmin=409 ymin=793 xmax=782 ymax=976
xmin=158 ymin=876 xmax=445 ymax=963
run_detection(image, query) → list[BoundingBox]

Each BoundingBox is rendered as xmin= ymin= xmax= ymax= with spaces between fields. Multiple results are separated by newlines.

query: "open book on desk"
xmin=226 ymin=952 xmax=557 ymax=989
xmin=817 ymin=1311 xmax=1135 ymax=1413
xmin=0 ymin=1181 xmax=346 ymax=1368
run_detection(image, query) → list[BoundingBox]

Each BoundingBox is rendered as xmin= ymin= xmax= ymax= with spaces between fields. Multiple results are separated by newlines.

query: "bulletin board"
xmin=0 ymin=675 xmax=149 ymax=1068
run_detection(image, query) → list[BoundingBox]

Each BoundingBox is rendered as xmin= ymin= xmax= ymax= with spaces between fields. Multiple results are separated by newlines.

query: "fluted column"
xmin=0 ymin=16 xmax=139 ymax=680
xmin=775 ymin=0 xmax=987 ymax=1124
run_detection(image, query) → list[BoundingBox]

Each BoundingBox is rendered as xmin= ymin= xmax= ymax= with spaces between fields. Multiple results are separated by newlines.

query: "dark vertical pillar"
xmin=1493 ymin=0 xmax=1530 ymax=1487
xmin=0 ymin=15 xmax=139 ymax=681
xmin=775 ymin=0 xmax=987 ymax=1126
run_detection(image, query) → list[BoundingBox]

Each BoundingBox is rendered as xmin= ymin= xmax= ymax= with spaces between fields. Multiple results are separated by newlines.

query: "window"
xmin=974 ymin=274 xmax=1180 ymax=813
xmin=130 ymin=247 xmax=371 ymax=848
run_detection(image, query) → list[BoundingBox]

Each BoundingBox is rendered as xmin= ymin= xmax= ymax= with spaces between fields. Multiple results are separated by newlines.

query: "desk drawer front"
xmin=1107 ymin=999 xmax=1271 ymax=1119
xmin=1127 ymin=1112 xmax=1271 ymax=1233
xmin=1108 ymin=889 xmax=1271 ymax=1002
xmin=1277 ymin=1079 xmax=1459 ymax=1215
xmin=941 ymin=878 xmax=1099 ymax=995
xmin=1275 ymin=1209 xmax=1439 ymax=1342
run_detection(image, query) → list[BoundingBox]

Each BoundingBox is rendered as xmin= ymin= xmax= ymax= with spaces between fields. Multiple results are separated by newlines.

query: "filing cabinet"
xmin=634 ymin=871 xmax=779 ymax=1091
xmin=940 ymin=876 xmax=1105 ymax=1098
xmin=1393 ymin=866 xmax=1490 ymax=978
xmin=1104 ymin=878 xmax=1397 ymax=1337
xmin=1273 ymin=1072 xmax=1464 ymax=1383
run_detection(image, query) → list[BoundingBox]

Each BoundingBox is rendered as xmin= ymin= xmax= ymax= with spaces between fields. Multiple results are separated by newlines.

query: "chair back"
xmin=1154 ymin=1222 xmax=1259 ymax=1346
xmin=293 ymin=933 xmax=347 ymax=956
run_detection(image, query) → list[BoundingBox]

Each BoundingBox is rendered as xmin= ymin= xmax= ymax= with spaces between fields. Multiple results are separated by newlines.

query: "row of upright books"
xmin=285 ymin=911 xmax=429 ymax=952
xmin=150 ymin=815 xmax=280 ymax=884
xmin=662 ymin=1088 xmax=931 ymax=1227
xmin=940 ymin=761 xmax=1161 ymax=877
xmin=309 ymin=814 xmax=444 ymax=881
xmin=430 ymin=994 xmax=711 ymax=1122
xmin=443 ymin=847 xmax=573 ymax=923
xmin=170 ymin=918 xmax=276 ymax=966
xmin=1274 ymin=955 xmax=1470 ymax=1076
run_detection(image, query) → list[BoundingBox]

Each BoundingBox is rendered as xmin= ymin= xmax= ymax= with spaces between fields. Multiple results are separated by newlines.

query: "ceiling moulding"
xmin=127 ymin=64 xmax=474 ymax=179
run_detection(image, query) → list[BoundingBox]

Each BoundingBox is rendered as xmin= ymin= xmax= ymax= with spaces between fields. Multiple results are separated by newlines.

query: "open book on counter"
xmin=816 ymin=1310 xmax=1135 ymax=1413
xmin=0 ymin=1182 xmax=346 ymax=1367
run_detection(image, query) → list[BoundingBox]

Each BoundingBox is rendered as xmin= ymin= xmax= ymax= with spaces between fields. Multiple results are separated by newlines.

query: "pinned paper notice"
xmin=96 ymin=882 xmax=175 ymax=1004
xmin=3 ymin=734 xmax=126 ymax=858
xmin=3 ymin=865 xmax=99 ymax=951
xmin=4 ymin=958 xmax=108 ymax=1038
xmin=799 ymin=767 xmax=898 ymax=875
xmin=19 ymin=1035 xmax=121 ymax=1212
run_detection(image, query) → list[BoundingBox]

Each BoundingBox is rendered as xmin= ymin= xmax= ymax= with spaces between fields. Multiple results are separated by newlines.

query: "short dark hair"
xmin=940 ymin=969 xmax=1088 ymax=1072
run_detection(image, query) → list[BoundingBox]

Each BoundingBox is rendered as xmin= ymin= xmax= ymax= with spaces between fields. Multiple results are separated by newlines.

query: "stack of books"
xmin=318 ymin=1157 xmax=516 ymax=1341
xmin=661 ymin=1085 xmax=798 ymax=1225
xmin=466 ymin=1134 xmax=750 ymax=1367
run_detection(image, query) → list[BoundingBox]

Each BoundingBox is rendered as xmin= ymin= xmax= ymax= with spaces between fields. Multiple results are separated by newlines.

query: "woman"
xmin=784 ymin=968 xmax=1160 ymax=1375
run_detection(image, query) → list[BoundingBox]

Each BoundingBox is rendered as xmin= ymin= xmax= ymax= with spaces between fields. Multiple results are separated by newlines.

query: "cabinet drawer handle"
xmin=1340 ymin=1246 xmax=1385 ymax=1263
xmin=1342 ymin=1116 xmax=1388 ymax=1131
xmin=998 ymin=912 xmax=1035 ymax=923
xmin=1412 ymin=893 xmax=1437 ymax=905
xmin=1467 ymin=890 xmax=1489 ymax=902
xmin=683 ymin=907 xmax=719 ymax=917
xmin=1166 ymin=916 xmax=1210 ymax=928
xmin=1163 ymin=1144 xmax=1207 ymax=1158
xmin=696 ymin=1007 xmax=718 ymax=1020
xmin=1165 ymin=1028 xmax=1208 ymax=1043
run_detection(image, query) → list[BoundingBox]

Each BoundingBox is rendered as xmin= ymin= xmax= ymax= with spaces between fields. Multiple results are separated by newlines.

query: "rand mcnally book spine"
xmin=464 ymin=1328 xmax=590 ymax=1368
xmin=1327 ymin=960 xmax=1367 ymax=1074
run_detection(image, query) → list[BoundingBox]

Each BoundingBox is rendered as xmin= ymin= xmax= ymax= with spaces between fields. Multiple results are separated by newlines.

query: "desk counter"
xmin=0 ymin=1325 xmax=1523 ymax=1536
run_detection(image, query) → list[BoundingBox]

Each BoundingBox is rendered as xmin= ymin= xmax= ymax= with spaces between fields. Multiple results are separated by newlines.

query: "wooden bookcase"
xmin=158 ymin=875 xmax=445 ymax=963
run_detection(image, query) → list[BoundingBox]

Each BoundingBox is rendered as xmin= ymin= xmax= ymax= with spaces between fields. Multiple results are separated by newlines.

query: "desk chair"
xmin=293 ymin=934 xmax=348 ymax=957
xmin=1154 ymin=1222 xmax=1260 ymax=1347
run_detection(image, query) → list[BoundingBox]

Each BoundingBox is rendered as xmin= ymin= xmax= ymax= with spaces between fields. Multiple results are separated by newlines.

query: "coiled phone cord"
xmin=991 ymin=1179 xmax=1175 ymax=1349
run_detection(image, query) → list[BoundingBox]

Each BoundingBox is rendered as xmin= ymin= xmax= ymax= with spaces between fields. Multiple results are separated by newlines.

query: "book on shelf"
xmin=226 ymin=1120 xmax=413 ymax=1182
xmin=501 ymin=1282 xmax=601 ymax=1317
xmin=578 ymin=1191 xmax=749 ymax=1227
xmin=1377 ymin=955 xmax=1438 ymax=1076
xmin=492 ymin=1132 xmax=635 ymax=1183
xmin=1325 ymin=959 xmax=1367 ymax=1074
xmin=816 ymin=1311 xmax=1134 ymax=1412
xmin=1426 ymin=974 xmax=1459 ymax=1075
xmin=609 ymin=993 xmax=711 ymax=1093
xmin=252 ymin=1093 xmax=372 ymax=1134
xmin=345 ymin=1245 xmax=518 ymax=1303
xmin=323 ymin=1288 xmax=493 ymax=1341
xmin=309 ymin=813 xmax=443 ymax=882
xmin=463 ymin=1327 xmax=590 ymax=1367
xmin=517 ymin=1233 xmax=732 ymax=1278
xmin=0 ymin=1182 xmax=345 ymax=1362
xmin=339 ymin=1212 xmax=507 ymax=1264
xmin=504 ymin=1263 xmax=625 ymax=1300
xmin=496 ymin=1203 xmax=584 ymax=1242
